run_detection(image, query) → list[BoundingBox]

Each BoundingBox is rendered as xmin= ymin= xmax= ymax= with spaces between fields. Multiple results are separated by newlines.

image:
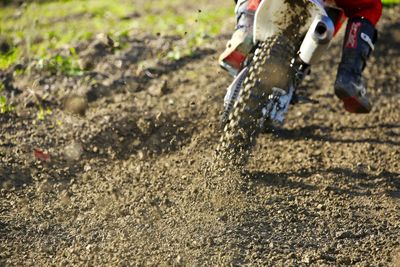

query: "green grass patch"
xmin=0 ymin=0 xmax=232 ymax=70
xmin=0 ymin=0 xmax=136 ymax=70
xmin=0 ymin=82 xmax=14 ymax=113
xmin=140 ymin=4 xmax=231 ymax=60
xmin=382 ymin=0 xmax=400 ymax=4
xmin=0 ymin=48 xmax=19 ymax=69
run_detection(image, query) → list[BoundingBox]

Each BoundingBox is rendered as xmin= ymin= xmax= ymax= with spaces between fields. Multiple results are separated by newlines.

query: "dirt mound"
xmin=1 ymin=5 xmax=400 ymax=266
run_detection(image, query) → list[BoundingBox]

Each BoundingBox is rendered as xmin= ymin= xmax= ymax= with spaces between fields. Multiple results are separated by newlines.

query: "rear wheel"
xmin=218 ymin=35 xmax=296 ymax=166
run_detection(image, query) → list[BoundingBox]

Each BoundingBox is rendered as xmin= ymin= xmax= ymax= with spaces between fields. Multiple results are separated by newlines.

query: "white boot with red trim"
xmin=219 ymin=0 xmax=260 ymax=76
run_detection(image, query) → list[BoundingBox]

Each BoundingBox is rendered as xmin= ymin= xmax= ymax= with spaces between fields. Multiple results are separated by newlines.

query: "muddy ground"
xmin=1 ymin=4 xmax=400 ymax=266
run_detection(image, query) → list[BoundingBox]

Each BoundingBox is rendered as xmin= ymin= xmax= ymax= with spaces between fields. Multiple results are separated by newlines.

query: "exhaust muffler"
xmin=298 ymin=14 xmax=335 ymax=65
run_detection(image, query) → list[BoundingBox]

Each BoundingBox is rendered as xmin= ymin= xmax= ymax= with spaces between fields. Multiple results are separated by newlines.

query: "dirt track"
xmin=1 ymin=4 xmax=400 ymax=266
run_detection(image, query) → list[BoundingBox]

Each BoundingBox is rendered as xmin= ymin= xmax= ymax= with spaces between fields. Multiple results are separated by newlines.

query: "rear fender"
xmin=254 ymin=0 xmax=327 ymax=42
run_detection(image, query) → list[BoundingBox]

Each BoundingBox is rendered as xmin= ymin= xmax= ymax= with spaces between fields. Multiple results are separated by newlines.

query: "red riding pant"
xmin=335 ymin=0 xmax=382 ymax=26
xmin=246 ymin=0 xmax=382 ymax=26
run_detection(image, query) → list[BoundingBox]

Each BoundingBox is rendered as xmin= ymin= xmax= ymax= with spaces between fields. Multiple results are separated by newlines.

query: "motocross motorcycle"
xmin=218 ymin=0 xmax=347 ymax=164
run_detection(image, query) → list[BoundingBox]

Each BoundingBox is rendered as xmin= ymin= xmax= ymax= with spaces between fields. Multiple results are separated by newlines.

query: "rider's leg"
xmin=219 ymin=0 xmax=261 ymax=76
xmin=335 ymin=0 xmax=382 ymax=26
xmin=333 ymin=0 xmax=382 ymax=113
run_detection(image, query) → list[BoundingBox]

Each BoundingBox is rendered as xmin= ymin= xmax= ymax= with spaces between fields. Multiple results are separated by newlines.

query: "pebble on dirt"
xmin=148 ymin=79 xmax=169 ymax=96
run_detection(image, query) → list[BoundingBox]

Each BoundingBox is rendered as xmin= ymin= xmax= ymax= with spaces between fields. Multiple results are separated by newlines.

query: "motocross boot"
xmin=334 ymin=17 xmax=377 ymax=113
xmin=219 ymin=0 xmax=260 ymax=76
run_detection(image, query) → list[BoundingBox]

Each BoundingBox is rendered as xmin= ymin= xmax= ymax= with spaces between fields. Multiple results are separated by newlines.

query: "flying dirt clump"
xmin=64 ymin=141 xmax=84 ymax=161
xmin=63 ymin=94 xmax=88 ymax=115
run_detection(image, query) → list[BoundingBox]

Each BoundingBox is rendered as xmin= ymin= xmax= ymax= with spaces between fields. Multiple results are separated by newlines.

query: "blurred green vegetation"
xmin=0 ymin=0 xmax=232 ymax=70
xmin=0 ymin=82 xmax=14 ymax=113
xmin=382 ymin=0 xmax=400 ymax=4
xmin=5 ymin=0 xmax=396 ymax=71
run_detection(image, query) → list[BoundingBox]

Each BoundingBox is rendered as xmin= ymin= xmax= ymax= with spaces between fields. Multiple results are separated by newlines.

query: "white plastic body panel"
xmin=254 ymin=0 xmax=328 ymax=42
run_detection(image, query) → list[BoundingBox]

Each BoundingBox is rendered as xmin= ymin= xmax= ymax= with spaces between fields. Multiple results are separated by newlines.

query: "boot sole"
xmin=334 ymin=88 xmax=371 ymax=114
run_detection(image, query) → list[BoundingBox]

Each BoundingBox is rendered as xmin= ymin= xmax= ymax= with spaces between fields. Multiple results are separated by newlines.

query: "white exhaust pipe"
xmin=298 ymin=14 xmax=335 ymax=65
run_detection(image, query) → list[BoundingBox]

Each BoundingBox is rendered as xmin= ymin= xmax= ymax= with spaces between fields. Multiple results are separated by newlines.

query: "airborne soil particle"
xmin=0 ymin=4 xmax=400 ymax=267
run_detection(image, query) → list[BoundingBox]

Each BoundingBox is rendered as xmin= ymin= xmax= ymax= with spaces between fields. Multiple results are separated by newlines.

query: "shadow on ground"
xmin=268 ymin=123 xmax=400 ymax=146
xmin=246 ymin=167 xmax=400 ymax=198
